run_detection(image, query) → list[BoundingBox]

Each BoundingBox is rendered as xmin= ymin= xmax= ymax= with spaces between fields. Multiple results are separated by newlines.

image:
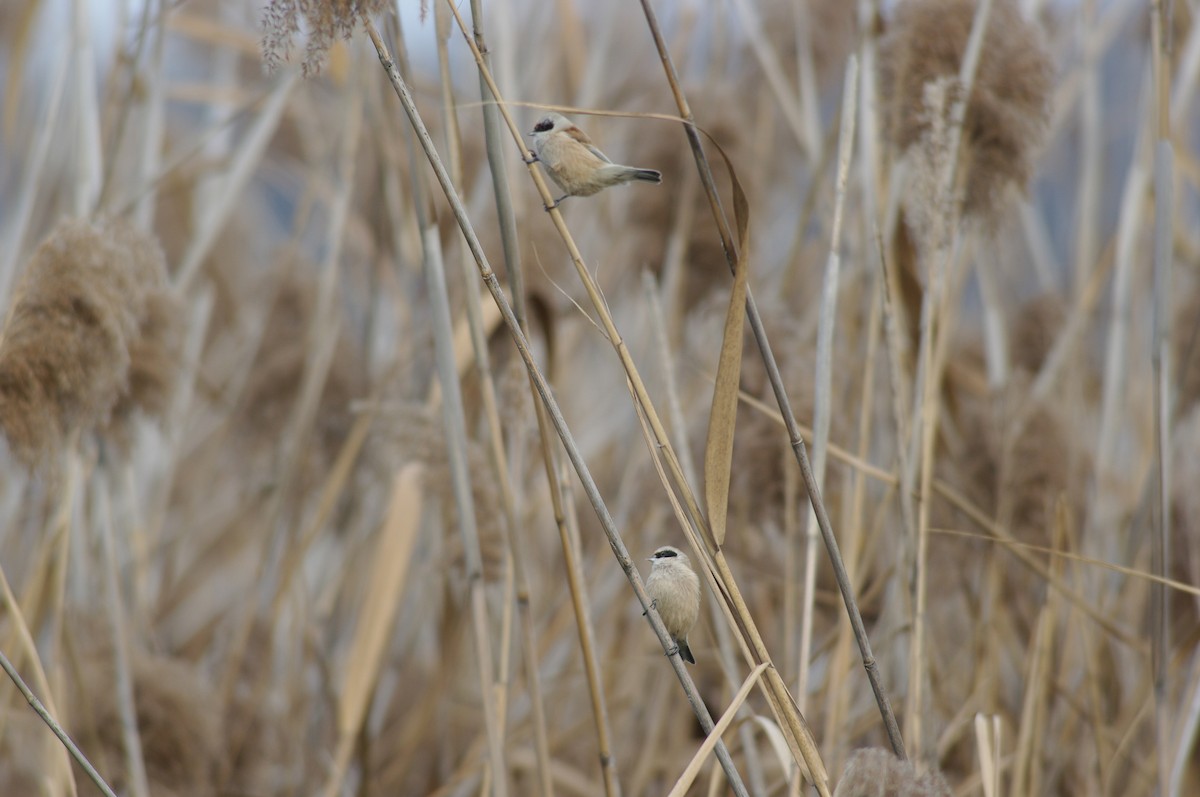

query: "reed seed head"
xmin=879 ymin=0 xmax=1053 ymax=226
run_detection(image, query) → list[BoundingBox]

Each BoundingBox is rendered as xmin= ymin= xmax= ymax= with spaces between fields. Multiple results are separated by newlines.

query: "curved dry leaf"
xmin=702 ymin=135 xmax=751 ymax=547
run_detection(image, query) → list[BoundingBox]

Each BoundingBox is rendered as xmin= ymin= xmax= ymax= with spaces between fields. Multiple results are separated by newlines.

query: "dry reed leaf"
xmin=702 ymin=139 xmax=752 ymax=547
xmin=973 ymin=713 xmax=1001 ymax=797
xmin=324 ymin=464 xmax=424 ymax=797
xmin=666 ymin=662 xmax=768 ymax=797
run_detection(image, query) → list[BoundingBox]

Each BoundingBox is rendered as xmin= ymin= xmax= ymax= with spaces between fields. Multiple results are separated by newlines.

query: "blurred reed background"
xmin=0 ymin=0 xmax=1197 ymax=795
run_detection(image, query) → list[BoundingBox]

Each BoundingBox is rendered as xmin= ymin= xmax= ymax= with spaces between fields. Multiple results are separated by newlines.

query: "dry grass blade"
xmin=95 ymin=474 xmax=151 ymax=797
xmin=667 ymin=662 xmax=769 ymax=797
xmin=930 ymin=527 xmax=1200 ymax=598
xmin=799 ymin=54 xmax=859 ymax=721
xmin=703 ymin=151 xmax=750 ymax=547
xmin=322 ymin=464 xmax=424 ymax=797
xmin=973 ymin=714 xmax=1000 ymax=797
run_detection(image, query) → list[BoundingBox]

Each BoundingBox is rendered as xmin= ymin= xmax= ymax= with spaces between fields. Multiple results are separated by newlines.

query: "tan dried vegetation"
xmin=0 ymin=0 xmax=1196 ymax=795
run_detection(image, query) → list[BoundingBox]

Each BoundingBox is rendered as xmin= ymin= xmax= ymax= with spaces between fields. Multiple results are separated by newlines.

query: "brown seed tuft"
xmin=0 ymin=218 xmax=176 ymax=466
xmin=879 ymin=0 xmax=1053 ymax=225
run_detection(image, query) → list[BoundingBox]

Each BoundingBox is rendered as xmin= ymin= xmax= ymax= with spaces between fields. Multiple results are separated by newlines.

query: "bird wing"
xmin=566 ymin=125 xmax=611 ymax=163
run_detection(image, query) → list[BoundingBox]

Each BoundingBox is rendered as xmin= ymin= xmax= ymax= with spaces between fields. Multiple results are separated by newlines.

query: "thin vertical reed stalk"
xmin=727 ymin=0 xmax=818 ymax=158
xmin=1150 ymin=3 xmax=1174 ymax=787
xmin=904 ymin=0 xmax=996 ymax=758
xmin=173 ymin=74 xmax=295 ymax=292
xmin=94 ymin=471 xmax=151 ymax=797
xmin=1094 ymin=72 xmax=1151 ymax=501
xmin=133 ymin=0 xmax=166 ymax=229
xmin=430 ymin=3 xmax=557 ymax=792
xmin=390 ymin=0 xmax=521 ymax=757
xmin=462 ymin=1 xmax=577 ymax=792
xmin=70 ymin=0 xmax=101 ymax=216
xmin=94 ymin=0 xmax=151 ymax=214
xmin=975 ymin=249 xmax=1008 ymax=388
xmin=823 ymin=275 xmax=884 ymax=768
xmin=553 ymin=456 xmax=621 ymax=797
xmin=1074 ymin=0 xmax=1102 ymax=297
xmin=798 ymin=57 xmax=858 ymax=720
xmin=360 ymin=16 xmax=751 ymax=795
xmin=0 ymin=46 xmax=68 ymax=303
xmin=634 ymin=0 xmax=904 ymax=761
xmin=385 ymin=29 xmax=510 ymax=793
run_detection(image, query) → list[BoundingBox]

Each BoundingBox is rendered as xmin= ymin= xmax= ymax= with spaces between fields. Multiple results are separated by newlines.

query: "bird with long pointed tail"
xmin=528 ymin=112 xmax=662 ymax=209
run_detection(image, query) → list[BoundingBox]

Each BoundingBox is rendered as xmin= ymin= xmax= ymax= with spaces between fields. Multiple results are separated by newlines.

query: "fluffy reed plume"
xmin=0 ymin=218 xmax=179 ymax=466
xmin=834 ymin=748 xmax=951 ymax=797
xmin=72 ymin=649 xmax=222 ymax=797
xmin=261 ymin=0 xmax=390 ymax=74
xmin=878 ymin=0 xmax=1053 ymax=225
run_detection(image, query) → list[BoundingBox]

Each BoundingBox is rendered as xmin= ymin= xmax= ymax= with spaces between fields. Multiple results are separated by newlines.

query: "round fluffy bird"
xmin=645 ymin=545 xmax=700 ymax=664
xmin=528 ymin=112 xmax=662 ymax=208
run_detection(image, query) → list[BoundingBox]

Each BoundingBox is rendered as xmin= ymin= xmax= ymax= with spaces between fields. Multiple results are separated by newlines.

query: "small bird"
xmin=645 ymin=545 xmax=701 ymax=664
xmin=528 ymin=112 xmax=662 ymax=208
